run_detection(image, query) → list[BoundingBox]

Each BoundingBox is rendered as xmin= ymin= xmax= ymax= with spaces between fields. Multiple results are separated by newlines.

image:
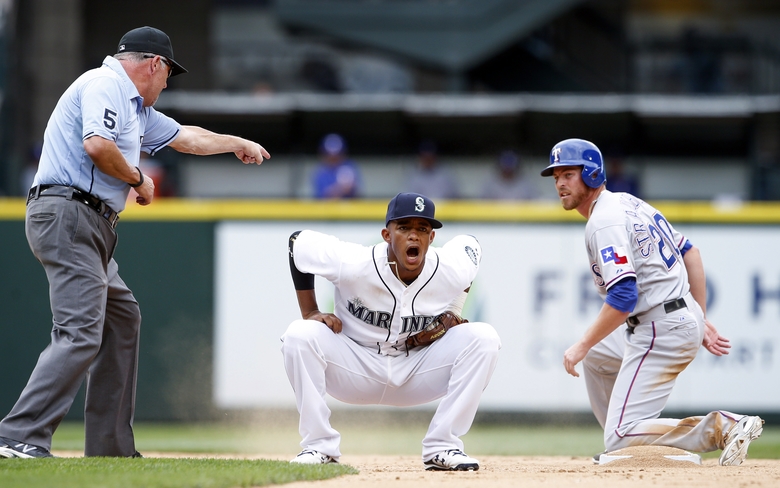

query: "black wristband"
xmin=129 ymin=167 xmax=144 ymax=188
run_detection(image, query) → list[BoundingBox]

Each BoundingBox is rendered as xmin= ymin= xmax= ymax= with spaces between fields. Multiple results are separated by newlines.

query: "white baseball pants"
xmin=584 ymin=294 xmax=742 ymax=452
xmin=281 ymin=320 xmax=501 ymax=461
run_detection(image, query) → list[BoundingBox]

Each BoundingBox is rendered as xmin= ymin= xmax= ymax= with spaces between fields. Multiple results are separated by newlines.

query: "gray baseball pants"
xmin=0 ymin=194 xmax=141 ymax=456
xmin=583 ymin=295 xmax=740 ymax=453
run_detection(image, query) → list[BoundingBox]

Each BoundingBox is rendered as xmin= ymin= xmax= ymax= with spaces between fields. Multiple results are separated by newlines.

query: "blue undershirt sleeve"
xmin=680 ymin=239 xmax=693 ymax=257
xmin=605 ymin=277 xmax=638 ymax=313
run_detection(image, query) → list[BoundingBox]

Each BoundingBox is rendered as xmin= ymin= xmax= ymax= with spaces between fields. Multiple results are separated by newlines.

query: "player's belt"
xmin=627 ymin=297 xmax=687 ymax=326
xmin=27 ymin=185 xmax=119 ymax=229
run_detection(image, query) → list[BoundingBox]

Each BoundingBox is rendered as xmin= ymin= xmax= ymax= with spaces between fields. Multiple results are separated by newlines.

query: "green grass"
xmin=0 ymin=457 xmax=355 ymax=488
xmin=48 ymin=421 xmax=608 ymax=457
xmin=463 ymin=425 xmax=605 ymax=456
xmin=48 ymin=421 xmax=780 ymax=458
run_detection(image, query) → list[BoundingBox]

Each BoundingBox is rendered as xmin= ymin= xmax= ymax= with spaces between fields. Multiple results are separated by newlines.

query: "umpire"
xmin=0 ymin=26 xmax=270 ymax=459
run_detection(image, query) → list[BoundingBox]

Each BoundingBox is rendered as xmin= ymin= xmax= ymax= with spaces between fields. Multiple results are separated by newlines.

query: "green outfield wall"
xmin=0 ymin=217 xmax=216 ymax=421
xmin=1 ymin=197 xmax=779 ymax=421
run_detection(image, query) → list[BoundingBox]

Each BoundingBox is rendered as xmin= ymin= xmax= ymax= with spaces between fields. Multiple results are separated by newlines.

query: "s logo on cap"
xmin=415 ymin=197 xmax=425 ymax=212
xmin=385 ymin=192 xmax=442 ymax=229
xmin=552 ymin=147 xmax=562 ymax=163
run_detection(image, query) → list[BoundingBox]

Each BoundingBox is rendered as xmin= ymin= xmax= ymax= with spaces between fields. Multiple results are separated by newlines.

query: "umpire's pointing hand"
xmin=235 ymin=140 xmax=271 ymax=165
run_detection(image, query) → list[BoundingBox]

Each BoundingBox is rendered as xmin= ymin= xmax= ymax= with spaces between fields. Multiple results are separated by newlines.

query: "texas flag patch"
xmin=600 ymin=246 xmax=628 ymax=265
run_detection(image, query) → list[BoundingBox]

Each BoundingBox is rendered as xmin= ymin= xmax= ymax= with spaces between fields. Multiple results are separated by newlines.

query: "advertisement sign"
xmin=215 ymin=221 xmax=780 ymax=412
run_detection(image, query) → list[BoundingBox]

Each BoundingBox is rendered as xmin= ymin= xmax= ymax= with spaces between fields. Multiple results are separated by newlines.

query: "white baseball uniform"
xmin=583 ymin=190 xmax=746 ymax=452
xmin=281 ymin=230 xmax=501 ymax=461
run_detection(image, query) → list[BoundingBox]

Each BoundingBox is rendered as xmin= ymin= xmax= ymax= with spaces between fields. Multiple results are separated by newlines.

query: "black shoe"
xmin=0 ymin=437 xmax=55 ymax=458
xmin=130 ymin=451 xmax=144 ymax=458
xmin=423 ymin=449 xmax=479 ymax=471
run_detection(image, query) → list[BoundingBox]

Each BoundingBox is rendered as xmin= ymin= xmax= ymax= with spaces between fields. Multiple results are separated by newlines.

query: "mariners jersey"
xmin=292 ymin=230 xmax=481 ymax=356
xmin=586 ymin=190 xmax=690 ymax=315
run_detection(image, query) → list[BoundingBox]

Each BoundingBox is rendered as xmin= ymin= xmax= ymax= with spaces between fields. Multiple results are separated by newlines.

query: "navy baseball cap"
xmin=117 ymin=26 xmax=188 ymax=77
xmin=385 ymin=192 xmax=442 ymax=229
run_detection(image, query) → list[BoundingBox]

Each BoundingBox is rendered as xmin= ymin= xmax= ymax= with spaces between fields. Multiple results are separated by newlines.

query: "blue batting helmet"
xmin=541 ymin=138 xmax=606 ymax=188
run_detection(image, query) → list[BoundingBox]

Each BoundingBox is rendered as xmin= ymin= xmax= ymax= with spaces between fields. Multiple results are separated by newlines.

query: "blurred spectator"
xmin=312 ymin=133 xmax=362 ymax=199
xmin=252 ymin=81 xmax=274 ymax=95
xmin=404 ymin=140 xmax=459 ymax=200
xmin=480 ymin=150 xmax=539 ymax=200
xmin=605 ymin=155 xmax=641 ymax=198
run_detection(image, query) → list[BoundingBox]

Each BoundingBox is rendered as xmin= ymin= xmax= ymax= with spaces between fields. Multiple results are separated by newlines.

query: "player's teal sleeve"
xmin=606 ymin=277 xmax=638 ymax=313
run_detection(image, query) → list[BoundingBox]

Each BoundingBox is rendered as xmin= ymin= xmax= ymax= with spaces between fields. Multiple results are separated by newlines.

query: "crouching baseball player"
xmin=541 ymin=138 xmax=764 ymax=466
xmin=281 ymin=192 xmax=501 ymax=470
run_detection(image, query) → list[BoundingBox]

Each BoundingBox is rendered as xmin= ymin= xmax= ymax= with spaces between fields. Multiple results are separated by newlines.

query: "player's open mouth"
xmin=406 ymin=246 xmax=420 ymax=263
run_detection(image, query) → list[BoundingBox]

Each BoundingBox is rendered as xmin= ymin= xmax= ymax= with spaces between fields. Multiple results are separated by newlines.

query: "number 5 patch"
xmin=103 ymin=108 xmax=118 ymax=130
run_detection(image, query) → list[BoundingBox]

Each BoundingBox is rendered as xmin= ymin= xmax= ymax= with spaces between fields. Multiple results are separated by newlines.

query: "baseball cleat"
xmin=719 ymin=415 xmax=764 ymax=466
xmin=0 ymin=437 xmax=55 ymax=458
xmin=424 ymin=449 xmax=479 ymax=471
xmin=290 ymin=449 xmax=338 ymax=465
xmin=592 ymin=450 xmax=606 ymax=464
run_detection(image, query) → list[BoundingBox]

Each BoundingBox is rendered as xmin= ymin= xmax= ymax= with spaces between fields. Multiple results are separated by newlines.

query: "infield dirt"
xmin=93 ymin=451 xmax=779 ymax=488
xmin=283 ymin=454 xmax=778 ymax=488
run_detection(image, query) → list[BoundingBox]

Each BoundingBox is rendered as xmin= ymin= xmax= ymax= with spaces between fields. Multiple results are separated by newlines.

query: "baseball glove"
xmin=405 ymin=311 xmax=468 ymax=348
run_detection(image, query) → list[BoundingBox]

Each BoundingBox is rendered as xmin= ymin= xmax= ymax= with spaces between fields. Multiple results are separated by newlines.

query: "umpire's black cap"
xmin=117 ymin=26 xmax=188 ymax=77
xmin=385 ymin=192 xmax=443 ymax=229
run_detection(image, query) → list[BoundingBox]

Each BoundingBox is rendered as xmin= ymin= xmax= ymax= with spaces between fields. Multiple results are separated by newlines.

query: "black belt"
xmin=627 ymin=297 xmax=687 ymax=326
xmin=27 ymin=185 xmax=119 ymax=229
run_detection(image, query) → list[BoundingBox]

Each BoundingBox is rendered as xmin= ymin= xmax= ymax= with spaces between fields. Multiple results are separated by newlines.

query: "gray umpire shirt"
xmin=33 ymin=55 xmax=181 ymax=212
